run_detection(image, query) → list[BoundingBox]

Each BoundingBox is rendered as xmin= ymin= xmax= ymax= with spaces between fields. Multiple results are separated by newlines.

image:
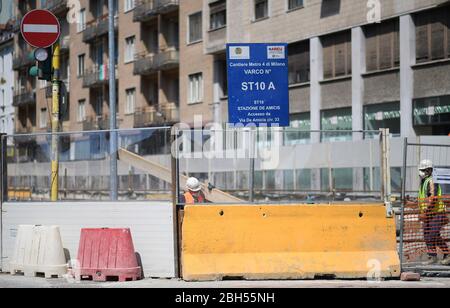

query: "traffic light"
xmin=29 ymin=47 xmax=52 ymax=81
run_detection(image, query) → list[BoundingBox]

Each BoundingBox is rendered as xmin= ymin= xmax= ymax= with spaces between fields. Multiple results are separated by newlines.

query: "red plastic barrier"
xmin=76 ymin=228 xmax=142 ymax=282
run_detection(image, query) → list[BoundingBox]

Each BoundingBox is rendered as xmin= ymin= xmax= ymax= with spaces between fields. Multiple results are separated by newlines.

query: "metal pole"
xmin=171 ymin=128 xmax=180 ymax=278
xmin=0 ymin=134 xmax=6 ymax=271
xmin=109 ymin=0 xmax=118 ymax=201
xmin=399 ymin=137 xmax=408 ymax=271
xmin=50 ymin=43 xmax=60 ymax=202
xmin=249 ymin=128 xmax=255 ymax=203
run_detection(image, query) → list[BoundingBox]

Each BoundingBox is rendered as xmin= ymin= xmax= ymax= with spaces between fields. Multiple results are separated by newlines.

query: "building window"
xmin=188 ymin=12 xmax=203 ymax=44
xmin=77 ymin=54 xmax=85 ymax=77
xmin=78 ymin=99 xmax=86 ymax=122
xmin=254 ymin=0 xmax=269 ymax=20
xmin=124 ymin=0 xmax=135 ymax=12
xmin=415 ymin=7 xmax=450 ymax=63
xmin=188 ymin=73 xmax=203 ymax=104
xmin=210 ymin=0 xmax=226 ymax=30
xmin=413 ymin=95 xmax=450 ymax=127
xmin=288 ymin=40 xmax=310 ymax=84
xmin=322 ymin=31 xmax=352 ymax=79
xmin=365 ymin=19 xmax=400 ymax=72
xmin=285 ymin=113 xmax=311 ymax=145
xmin=124 ymin=36 xmax=136 ymax=63
xmin=364 ymin=102 xmax=401 ymax=137
xmin=40 ymin=108 xmax=48 ymax=129
xmin=321 ymin=107 xmax=352 ymax=142
xmin=288 ymin=0 xmax=303 ymax=11
xmin=77 ymin=8 xmax=86 ymax=32
xmin=125 ymin=88 xmax=136 ymax=114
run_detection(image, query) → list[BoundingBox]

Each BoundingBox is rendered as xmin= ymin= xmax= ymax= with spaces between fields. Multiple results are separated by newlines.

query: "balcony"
xmin=82 ymin=116 xmax=123 ymax=131
xmin=13 ymin=90 xmax=36 ymax=107
xmin=15 ymin=125 xmax=36 ymax=134
xmin=133 ymin=49 xmax=179 ymax=75
xmin=60 ymin=36 xmax=71 ymax=53
xmin=154 ymin=49 xmax=179 ymax=71
xmin=133 ymin=0 xmax=179 ymax=23
xmin=82 ymin=66 xmax=117 ymax=88
xmin=133 ymin=53 xmax=157 ymax=75
xmin=41 ymin=0 xmax=68 ymax=14
xmin=13 ymin=52 xmax=35 ymax=70
xmin=206 ymin=27 xmax=227 ymax=54
xmin=134 ymin=105 xmax=179 ymax=127
xmin=82 ymin=15 xmax=117 ymax=43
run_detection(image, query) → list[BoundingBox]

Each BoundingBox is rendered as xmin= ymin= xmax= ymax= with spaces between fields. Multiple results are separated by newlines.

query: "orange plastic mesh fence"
xmin=402 ymin=196 xmax=450 ymax=264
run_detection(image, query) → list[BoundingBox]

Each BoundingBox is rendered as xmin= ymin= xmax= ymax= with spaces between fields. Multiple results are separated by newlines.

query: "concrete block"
xmin=401 ymin=272 xmax=421 ymax=281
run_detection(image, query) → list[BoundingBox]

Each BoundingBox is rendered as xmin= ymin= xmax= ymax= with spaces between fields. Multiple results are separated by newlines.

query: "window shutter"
xmin=365 ymin=26 xmax=378 ymax=72
xmin=334 ymin=35 xmax=346 ymax=77
xmin=379 ymin=24 xmax=392 ymax=69
xmin=447 ymin=8 xmax=450 ymax=57
xmin=430 ymin=12 xmax=445 ymax=60
xmin=323 ymin=42 xmax=333 ymax=79
xmin=415 ymin=14 xmax=429 ymax=62
xmin=393 ymin=21 xmax=400 ymax=66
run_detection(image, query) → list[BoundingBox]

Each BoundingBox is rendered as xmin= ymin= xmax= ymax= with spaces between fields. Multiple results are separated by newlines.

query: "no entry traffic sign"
xmin=21 ymin=9 xmax=61 ymax=48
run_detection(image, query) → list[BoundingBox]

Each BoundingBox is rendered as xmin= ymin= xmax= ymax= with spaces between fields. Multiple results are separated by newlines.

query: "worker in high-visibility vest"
xmin=418 ymin=159 xmax=449 ymax=265
xmin=180 ymin=177 xmax=209 ymax=204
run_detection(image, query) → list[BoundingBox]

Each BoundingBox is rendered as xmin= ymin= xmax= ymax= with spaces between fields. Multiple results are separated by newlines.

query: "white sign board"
xmin=433 ymin=168 xmax=450 ymax=185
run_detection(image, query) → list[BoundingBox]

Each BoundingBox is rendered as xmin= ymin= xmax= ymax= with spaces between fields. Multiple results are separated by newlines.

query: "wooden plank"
xmin=118 ymin=148 xmax=244 ymax=203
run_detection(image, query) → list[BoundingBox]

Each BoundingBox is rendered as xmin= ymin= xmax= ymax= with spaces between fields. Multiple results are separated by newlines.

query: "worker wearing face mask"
xmin=418 ymin=160 xmax=449 ymax=266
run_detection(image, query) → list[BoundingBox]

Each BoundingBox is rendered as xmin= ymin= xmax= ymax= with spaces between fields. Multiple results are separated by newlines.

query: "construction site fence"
xmin=400 ymin=196 xmax=450 ymax=269
xmin=0 ymin=127 xmax=404 ymax=204
xmin=399 ymin=139 xmax=450 ymax=272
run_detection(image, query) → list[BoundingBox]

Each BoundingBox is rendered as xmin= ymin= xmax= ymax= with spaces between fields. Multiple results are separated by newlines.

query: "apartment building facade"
xmin=0 ymin=0 xmax=15 ymax=139
xmin=180 ymin=0 xmax=450 ymax=138
xmin=10 ymin=0 xmax=180 ymax=159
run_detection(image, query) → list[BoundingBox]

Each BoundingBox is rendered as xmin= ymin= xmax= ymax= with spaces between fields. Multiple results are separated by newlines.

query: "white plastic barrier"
xmin=9 ymin=225 xmax=68 ymax=278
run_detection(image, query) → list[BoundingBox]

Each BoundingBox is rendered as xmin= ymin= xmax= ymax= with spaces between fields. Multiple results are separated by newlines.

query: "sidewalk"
xmin=1 ymin=273 xmax=449 ymax=288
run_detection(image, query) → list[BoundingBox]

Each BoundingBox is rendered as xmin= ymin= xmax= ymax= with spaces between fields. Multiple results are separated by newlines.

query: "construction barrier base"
xmin=182 ymin=204 xmax=401 ymax=281
xmin=76 ymin=268 xmax=142 ymax=282
xmin=76 ymin=228 xmax=142 ymax=282
xmin=9 ymin=225 xmax=67 ymax=279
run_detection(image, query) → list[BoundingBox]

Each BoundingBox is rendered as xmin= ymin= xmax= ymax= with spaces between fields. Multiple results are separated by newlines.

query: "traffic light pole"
xmin=50 ymin=43 xmax=60 ymax=202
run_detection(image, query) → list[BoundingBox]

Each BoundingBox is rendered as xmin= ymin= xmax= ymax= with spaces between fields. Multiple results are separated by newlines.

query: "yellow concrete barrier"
xmin=182 ymin=204 xmax=400 ymax=281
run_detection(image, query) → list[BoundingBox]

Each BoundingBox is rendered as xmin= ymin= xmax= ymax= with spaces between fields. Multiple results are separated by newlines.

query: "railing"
xmin=13 ymin=90 xmax=36 ymax=107
xmin=82 ymin=66 xmax=117 ymax=88
xmin=82 ymin=116 xmax=123 ymax=131
xmin=133 ymin=49 xmax=179 ymax=75
xmin=60 ymin=36 xmax=71 ymax=53
xmin=134 ymin=106 xmax=179 ymax=127
xmin=41 ymin=0 xmax=68 ymax=14
xmin=13 ymin=52 xmax=35 ymax=70
xmin=133 ymin=53 xmax=156 ymax=75
xmin=206 ymin=27 xmax=227 ymax=54
xmin=133 ymin=0 xmax=179 ymax=22
xmin=154 ymin=49 xmax=179 ymax=70
xmin=15 ymin=125 xmax=35 ymax=134
xmin=82 ymin=15 xmax=117 ymax=43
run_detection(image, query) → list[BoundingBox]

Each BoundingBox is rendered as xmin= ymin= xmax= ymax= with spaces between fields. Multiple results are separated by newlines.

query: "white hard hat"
xmin=418 ymin=159 xmax=433 ymax=170
xmin=186 ymin=177 xmax=202 ymax=192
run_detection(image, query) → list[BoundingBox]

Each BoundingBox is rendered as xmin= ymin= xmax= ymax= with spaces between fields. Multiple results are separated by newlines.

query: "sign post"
xmin=226 ymin=43 xmax=290 ymax=202
xmin=226 ymin=43 xmax=290 ymax=127
xmin=21 ymin=10 xmax=61 ymax=201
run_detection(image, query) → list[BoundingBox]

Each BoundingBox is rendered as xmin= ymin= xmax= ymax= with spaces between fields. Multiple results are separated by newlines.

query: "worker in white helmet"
xmin=418 ymin=159 xmax=449 ymax=265
xmin=180 ymin=177 xmax=209 ymax=204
